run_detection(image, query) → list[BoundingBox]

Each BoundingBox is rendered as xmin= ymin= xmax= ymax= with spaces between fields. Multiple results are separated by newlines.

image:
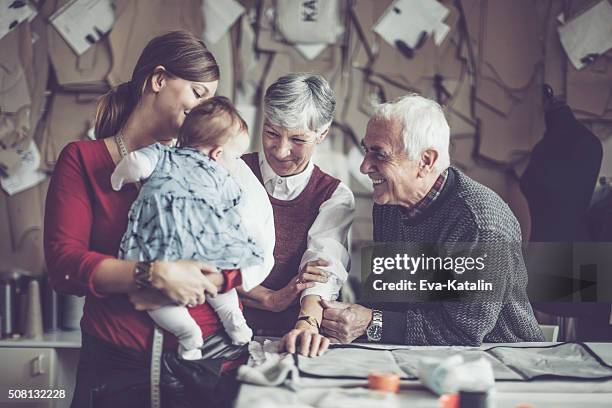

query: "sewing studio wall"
xmin=0 ymin=0 xmax=611 ymax=287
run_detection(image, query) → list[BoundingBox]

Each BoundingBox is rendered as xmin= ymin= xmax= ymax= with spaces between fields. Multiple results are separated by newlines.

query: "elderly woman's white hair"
xmin=264 ymin=73 xmax=336 ymax=136
xmin=373 ymin=94 xmax=451 ymax=172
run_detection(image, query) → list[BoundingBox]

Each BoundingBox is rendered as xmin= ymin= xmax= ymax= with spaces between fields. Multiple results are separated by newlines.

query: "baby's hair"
xmin=177 ymin=96 xmax=248 ymax=149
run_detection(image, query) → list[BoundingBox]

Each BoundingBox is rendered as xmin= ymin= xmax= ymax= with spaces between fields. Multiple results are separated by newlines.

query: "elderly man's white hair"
xmin=264 ymin=73 xmax=336 ymax=135
xmin=373 ymin=94 xmax=451 ymax=172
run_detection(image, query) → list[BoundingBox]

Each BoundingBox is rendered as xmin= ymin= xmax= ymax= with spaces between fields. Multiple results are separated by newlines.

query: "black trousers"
xmin=70 ymin=332 xmax=246 ymax=408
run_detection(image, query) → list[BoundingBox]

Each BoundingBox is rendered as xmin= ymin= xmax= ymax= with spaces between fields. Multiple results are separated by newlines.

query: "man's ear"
xmin=209 ymin=146 xmax=223 ymax=161
xmin=418 ymin=149 xmax=439 ymax=177
xmin=316 ymin=126 xmax=330 ymax=144
xmin=150 ymin=66 xmax=168 ymax=93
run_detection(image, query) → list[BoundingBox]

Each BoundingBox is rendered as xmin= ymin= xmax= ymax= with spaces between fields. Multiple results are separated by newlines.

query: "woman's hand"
xmin=151 ymin=260 xmax=219 ymax=306
xmin=298 ymin=259 xmax=330 ymax=285
xmin=267 ymin=260 xmax=330 ymax=312
xmin=128 ymin=288 xmax=173 ymax=311
xmin=280 ymin=321 xmax=330 ymax=357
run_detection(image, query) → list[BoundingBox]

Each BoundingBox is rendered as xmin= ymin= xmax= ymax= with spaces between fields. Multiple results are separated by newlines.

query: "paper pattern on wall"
xmin=558 ymin=0 xmax=612 ymax=70
xmin=202 ymin=0 xmax=244 ymax=45
xmin=0 ymin=140 xmax=47 ymax=196
xmin=49 ymin=0 xmax=115 ymax=56
xmin=0 ymin=0 xmax=36 ymax=42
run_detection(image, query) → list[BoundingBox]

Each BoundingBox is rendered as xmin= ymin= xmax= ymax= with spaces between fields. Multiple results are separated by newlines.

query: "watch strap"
xmin=371 ymin=309 xmax=383 ymax=325
xmin=134 ymin=261 xmax=154 ymax=289
xmin=297 ymin=315 xmax=320 ymax=331
xmin=367 ymin=309 xmax=383 ymax=342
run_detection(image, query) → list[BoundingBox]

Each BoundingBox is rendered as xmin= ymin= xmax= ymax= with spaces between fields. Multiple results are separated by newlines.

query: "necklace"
xmin=114 ymin=132 xmax=129 ymax=158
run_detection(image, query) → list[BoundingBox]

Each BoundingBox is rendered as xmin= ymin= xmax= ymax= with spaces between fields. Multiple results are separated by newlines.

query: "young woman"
xmin=44 ymin=31 xmax=243 ymax=407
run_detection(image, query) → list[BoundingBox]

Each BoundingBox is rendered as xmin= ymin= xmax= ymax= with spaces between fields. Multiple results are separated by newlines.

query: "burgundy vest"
xmin=241 ymin=152 xmax=341 ymax=335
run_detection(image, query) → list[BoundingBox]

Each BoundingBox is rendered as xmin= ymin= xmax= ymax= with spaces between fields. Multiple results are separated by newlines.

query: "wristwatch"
xmin=366 ymin=309 xmax=383 ymax=342
xmin=133 ymin=261 xmax=154 ymax=289
xmin=297 ymin=315 xmax=320 ymax=331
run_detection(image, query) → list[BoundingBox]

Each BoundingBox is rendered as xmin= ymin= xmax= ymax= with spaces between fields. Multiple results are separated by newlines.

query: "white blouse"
xmin=258 ymin=154 xmax=355 ymax=301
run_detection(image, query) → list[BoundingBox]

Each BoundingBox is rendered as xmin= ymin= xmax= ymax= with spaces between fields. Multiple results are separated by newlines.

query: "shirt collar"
xmin=400 ymin=168 xmax=449 ymax=220
xmin=259 ymin=154 xmax=315 ymax=192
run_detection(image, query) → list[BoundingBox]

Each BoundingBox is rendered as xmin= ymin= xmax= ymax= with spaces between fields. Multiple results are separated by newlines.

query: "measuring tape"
xmin=115 ymin=133 xmax=162 ymax=408
xmin=150 ymin=325 xmax=164 ymax=408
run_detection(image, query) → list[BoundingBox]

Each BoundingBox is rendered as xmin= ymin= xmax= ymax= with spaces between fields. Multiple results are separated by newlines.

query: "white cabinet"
xmin=1 ymin=348 xmax=56 ymax=407
xmin=0 ymin=332 xmax=80 ymax=408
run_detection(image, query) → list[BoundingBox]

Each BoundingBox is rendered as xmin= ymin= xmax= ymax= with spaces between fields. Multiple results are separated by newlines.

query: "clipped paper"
xmin=295 ymin=43 xmax=328 ymax=60
xmin=0 ymin=0 xmax=36 ymax=42
xmin=433 ymin=23 xmax=450 ymax=46
xmin=374 ymin=0 xmax=449 ymax=50
xmin=202 ymin=0 xmax=245 ymax=45
xmin=49 ymin=0 xmax=115 ymax=56
xmin=1 ymin=140 xmax=47 ymax=195
xmin=275 ymin=0 xmax=343 ymax=45
xmin=558 ymin=0 xmax=612 ymax=70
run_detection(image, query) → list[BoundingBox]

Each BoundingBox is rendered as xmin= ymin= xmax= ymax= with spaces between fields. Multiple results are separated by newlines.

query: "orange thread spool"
xmin=439 ymin=394 xmax=460 ymax=408
xmin=368 ymin=372 xmax=400 ymax=393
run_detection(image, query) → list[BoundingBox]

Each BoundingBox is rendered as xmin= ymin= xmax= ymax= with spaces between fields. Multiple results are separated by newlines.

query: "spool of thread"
xmin=0 ymin=279 xmax=15 ymax=337
xmin=459 ymin=390 xmax=487 ymax=408
xmin=368 ymin=372 xmax=400 ymax=393
xmin=439 ymin=394 xmax=460 ymax=408
xmin=25 ymin=280 xmax=43 ymax=339
xmin=42 ymin=277 xmax=59 ymax=332
xmin=61 ymin=295 xmax=85 ymax=330
xmin=17 ymin=278 xmax=29 ymax=335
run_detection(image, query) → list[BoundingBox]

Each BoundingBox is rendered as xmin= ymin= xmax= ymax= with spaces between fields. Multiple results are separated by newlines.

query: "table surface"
xmin=235 ymin=341 xmax=612 ymax=408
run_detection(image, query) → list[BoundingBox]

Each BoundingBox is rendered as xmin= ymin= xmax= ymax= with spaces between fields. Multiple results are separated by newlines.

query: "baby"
xmin=111 ymin=96 xmax=273 ymax=360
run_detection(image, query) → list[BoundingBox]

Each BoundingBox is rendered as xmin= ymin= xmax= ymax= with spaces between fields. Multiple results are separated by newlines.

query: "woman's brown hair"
xmin=95 ymin=30 xmax=219 ymax=139
xmin=177 ymin=96 xmax=248 ymax=149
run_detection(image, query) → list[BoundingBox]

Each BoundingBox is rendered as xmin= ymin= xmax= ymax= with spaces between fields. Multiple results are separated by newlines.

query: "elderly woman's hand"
xmin=280 ymin=321 xmax=330 ymax=357
xmin=320 ymin=300 xmax=373 ymax=343
xmin=151 ymin=260 xmax=219 ymax=307
xmin=266 ymin=260 xmax=330 ymax=312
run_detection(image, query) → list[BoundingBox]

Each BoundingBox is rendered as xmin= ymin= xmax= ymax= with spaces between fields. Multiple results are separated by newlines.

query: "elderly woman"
xmin=239 ymin=73 xmax=355 ymax=356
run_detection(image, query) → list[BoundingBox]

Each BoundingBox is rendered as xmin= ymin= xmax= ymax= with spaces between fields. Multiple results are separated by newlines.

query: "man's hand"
xmin=320 ymin=300 xmax=373 ymax=343
xmin=266 ymin=260 xmax=330 ymax=312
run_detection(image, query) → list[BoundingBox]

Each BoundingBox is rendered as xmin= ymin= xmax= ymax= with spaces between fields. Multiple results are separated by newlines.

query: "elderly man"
xmin=320 ymin=94 xmax=544 ymax=346
xmin=238 ymin=73 xmax=355 ymax=356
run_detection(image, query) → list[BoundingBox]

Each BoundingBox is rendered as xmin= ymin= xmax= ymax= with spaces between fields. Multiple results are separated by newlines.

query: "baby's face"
xmin=216 ymin=130 xmax=249 ymax=173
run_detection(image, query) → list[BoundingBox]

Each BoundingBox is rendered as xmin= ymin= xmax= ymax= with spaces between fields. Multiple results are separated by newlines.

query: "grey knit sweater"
xmin=371 ymin=167 xmax=545 ymax=345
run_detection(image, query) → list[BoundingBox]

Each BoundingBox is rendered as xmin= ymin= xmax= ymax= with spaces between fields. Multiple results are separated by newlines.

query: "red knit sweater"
xmin=44 ymin=139 xmax=242 ymax=352
xmin=241 ymin=152 xmax=340 ymax=334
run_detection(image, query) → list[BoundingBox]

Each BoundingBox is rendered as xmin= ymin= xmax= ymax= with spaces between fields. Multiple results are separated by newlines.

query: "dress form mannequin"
xmin=521 ymin=85 xmax=607 ymax=341
xmin=520 ymin=86 xmax=602 ymax=241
